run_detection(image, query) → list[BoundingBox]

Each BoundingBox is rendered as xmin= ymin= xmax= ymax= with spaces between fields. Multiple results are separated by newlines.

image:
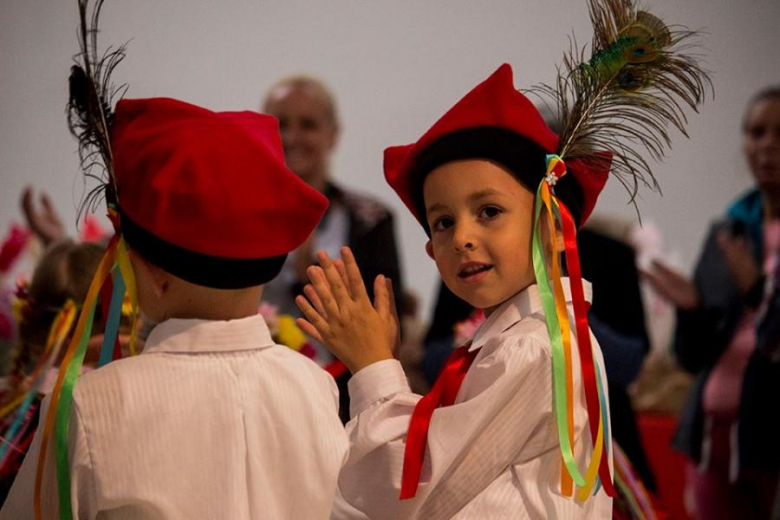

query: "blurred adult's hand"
xmin=643 ymin=260 xmax=700 ymax=311
xmin=716 ymin=230 xmax=762 ymax=296
xmin=21 ymin=187 xmax=65 ymax=245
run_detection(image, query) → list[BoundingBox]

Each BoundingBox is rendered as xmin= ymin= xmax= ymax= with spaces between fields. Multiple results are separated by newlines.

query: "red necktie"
xmin=400 ymin=344 xmax=478 ymax=499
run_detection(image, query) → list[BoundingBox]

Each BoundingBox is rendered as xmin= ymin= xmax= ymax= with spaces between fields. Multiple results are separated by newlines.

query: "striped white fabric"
xmin=334 ymin=280 xmax=613 ymax=519
xmin=1 ymin=315 xmax=348 ymax=520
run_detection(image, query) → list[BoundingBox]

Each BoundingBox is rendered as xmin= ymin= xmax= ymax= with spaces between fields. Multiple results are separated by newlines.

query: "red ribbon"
xmin=400 ymin=344 xmax=478 ymax=499
xmin=557 ymin=201 xmax=616 ymax=497
xmin=325 ymin=359 xmax=348 ymax=379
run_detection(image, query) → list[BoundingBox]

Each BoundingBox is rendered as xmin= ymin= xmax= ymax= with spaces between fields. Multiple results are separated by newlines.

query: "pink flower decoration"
xmin=453 ymin=309 xmax=485 ymax=347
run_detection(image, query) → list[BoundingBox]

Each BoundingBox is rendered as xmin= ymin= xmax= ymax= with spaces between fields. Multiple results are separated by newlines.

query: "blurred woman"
xmin=646 ymin=87 xmax=780 ymax=519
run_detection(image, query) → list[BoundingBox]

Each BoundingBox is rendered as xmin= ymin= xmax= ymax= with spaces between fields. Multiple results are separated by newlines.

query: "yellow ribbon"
xmin=115 ymin=238 xmax=139 ymax=355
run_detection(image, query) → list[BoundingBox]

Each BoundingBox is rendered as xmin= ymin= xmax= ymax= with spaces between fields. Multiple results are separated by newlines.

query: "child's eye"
xmin=478 ymin=206 xmax=502 ymax=219
xmin=432 ymin=216 xmax=454 ymax=232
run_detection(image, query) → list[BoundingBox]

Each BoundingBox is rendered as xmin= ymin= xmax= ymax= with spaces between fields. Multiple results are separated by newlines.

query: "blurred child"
xmin=0 ymin=240 xmax=103 ymax=504
xmin=299 ymin=11 xmax=709 ymax=507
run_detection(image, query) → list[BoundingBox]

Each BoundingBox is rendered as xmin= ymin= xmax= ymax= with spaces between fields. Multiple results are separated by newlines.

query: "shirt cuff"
xmin=348 ymin=359 xmax=410 ymax=418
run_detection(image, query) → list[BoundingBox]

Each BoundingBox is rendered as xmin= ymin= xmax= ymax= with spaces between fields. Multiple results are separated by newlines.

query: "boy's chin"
xmin=450 ymin=290 xmax=505 ymax=313
xmin=450 ymin=285 xmax=532 ymax=314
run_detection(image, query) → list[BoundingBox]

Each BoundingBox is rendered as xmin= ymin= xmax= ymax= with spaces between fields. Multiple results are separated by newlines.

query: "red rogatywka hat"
xmin=384 ymin=63 xmax=609 ymax=229
xmin=111 ymin=97 xmax=328 ymax=289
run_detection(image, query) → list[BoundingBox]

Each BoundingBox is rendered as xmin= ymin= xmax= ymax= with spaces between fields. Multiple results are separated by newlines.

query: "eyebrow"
xmin=468 ymin=188 xmax=504 ymax=202
xmin=426 ymin=188 xmax=505 ymax=215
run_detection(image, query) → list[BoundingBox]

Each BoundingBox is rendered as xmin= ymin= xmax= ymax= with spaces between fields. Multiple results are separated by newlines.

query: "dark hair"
xmin=411 ymin=126 xmax=584 ymax=235
xmin=743 ymin=86 xmax=780 ymax=131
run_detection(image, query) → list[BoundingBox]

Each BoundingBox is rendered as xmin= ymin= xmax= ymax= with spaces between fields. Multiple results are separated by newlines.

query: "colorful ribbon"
xmin=532 ymin=179 xmax=585 ymax=490
xmin=0 ymin=302 xmax=76 ymax=467
xmin=531 ymin=154 xmax=615 ymax=499
xmin=558 ymin=199 xmax=616 ymax=498
xmin=614 ymin=443 xmax=657 ymax=520
xmin=116 ymin=240 xmax=138 ymax=356
xmin=98 ymin=272 xmax=125 ymax=367
xmin=34 ymin=233 xmax=139 ymax=520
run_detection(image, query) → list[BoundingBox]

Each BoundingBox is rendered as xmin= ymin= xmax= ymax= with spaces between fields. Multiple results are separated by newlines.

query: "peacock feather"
xmin=68 ymin=0 xmax=127 ymax=223
xmin=527 ymin=0 xmax=712 ymax=204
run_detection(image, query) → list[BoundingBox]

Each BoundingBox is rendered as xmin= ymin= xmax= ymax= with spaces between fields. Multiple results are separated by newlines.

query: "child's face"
xmin=423 ymin=159 xmax=536 ymax=315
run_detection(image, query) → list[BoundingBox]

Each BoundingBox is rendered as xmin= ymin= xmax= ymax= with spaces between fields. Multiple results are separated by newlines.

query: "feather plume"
xmin=526 ymin=0 xmax=712 ymax=204
xmin=67 ymin=0 xmax=127 ymax=223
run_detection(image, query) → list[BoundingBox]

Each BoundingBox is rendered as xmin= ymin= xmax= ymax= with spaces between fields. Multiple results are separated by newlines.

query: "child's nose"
xmin=453 ymin=223 xmax=477 ymax=251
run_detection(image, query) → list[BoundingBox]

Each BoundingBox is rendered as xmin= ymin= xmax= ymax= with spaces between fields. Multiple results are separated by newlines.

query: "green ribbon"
xmin=54 ymin=296 xmax=98 ymax=520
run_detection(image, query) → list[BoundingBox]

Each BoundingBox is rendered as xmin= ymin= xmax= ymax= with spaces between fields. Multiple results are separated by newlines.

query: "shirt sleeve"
xmin=0 ymin=395 xmax=97 ymax=520
xmin=336 ymin=335 xmax=552 ymax=519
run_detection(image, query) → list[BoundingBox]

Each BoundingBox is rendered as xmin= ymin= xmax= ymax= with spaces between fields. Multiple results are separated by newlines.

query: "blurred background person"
xmin=262 ymin=75 xmax=403 ymax=421
xmin=646 ymin=86 xmax=780 ymax=520
xmin=0 ymin=238 xmax=131 ymax=504
xmin=0 ymin=188 xmax=61 ymax=377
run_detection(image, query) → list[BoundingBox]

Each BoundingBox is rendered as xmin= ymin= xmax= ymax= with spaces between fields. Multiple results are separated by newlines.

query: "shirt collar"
xmin=143 ymin=314 xmax=274 ymax=355
xmin=469 ymin=277 xmax=592 ymax=352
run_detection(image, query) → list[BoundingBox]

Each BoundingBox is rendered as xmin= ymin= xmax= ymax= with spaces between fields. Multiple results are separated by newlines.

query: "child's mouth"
xmin=458 ymin=263 xmax=493 ymax=282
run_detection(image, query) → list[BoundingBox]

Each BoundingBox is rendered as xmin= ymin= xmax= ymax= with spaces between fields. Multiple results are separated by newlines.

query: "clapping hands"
xmin=715 ymin=230 xmax=762 ymax=296
xmin=644 ymin=228 xmax=763 ymax=311
xmin=643 ymin=260 xmax=700 ymax=311
xmin=295 ymin=247 xmax=398 ymax=374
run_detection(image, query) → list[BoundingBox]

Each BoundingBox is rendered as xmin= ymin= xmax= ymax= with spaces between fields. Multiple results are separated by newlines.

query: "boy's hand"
xmin=296 ymin=247 xmax=397 ymax=374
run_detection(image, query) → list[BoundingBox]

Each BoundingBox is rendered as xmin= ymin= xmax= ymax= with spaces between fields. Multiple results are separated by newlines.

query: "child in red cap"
xmin=298 ymin=63 xmax=615 ymax=519
xmin=296 ymin=2 xmax=710 ymax=511
xmin=1 ymin=97 xmax=348 ymax=519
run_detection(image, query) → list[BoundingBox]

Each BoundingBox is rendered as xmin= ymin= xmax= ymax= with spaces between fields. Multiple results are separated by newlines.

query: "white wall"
xmin=2 ymin=0 xmax=779 ymax=320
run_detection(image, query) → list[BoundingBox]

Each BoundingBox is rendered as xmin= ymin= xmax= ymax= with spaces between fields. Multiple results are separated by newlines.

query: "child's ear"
xmin=554 ymin=229 xmax=565 ymax=252
xmin=537 ymin=211 xmax=566 ymax=253
xmin=425 ymin=240 xmax=435 ymax=260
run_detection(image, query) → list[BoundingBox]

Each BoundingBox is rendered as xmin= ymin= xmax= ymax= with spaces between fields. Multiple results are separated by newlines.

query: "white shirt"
xmin=334 ymin=280 xmax=613 ymax=519
xmin=1 ymin=314 xmax=348 ymax=520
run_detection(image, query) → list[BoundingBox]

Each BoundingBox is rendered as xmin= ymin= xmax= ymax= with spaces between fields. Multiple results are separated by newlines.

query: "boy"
xmin=1 ymin=97 xmax=348 ymax=519
xmin=296 ymin=64 xmax=614 ymax=518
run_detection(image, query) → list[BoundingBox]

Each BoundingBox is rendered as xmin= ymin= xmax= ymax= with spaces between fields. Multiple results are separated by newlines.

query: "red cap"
xmin=384 ymin=64 xmax=608 ymax=227
xmin=111 ymin=97 xmax=328 ymax=288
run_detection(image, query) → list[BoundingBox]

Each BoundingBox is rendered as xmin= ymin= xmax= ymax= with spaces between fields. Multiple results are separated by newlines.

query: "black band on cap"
xmin=118 ymin=207 xmax=287 ymax=289
xmin=410 ymin=126 xmax=584 ymax=234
